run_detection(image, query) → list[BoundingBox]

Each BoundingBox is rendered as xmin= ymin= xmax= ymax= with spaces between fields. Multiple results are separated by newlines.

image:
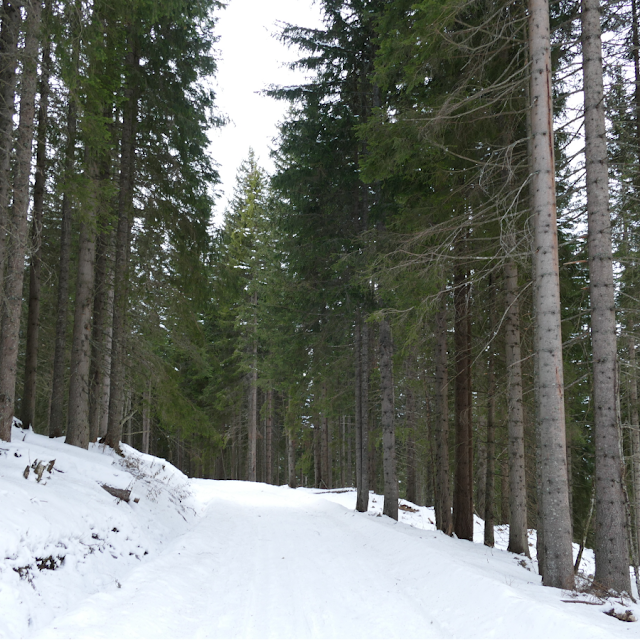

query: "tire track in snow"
xmin=33 ymin=481 xmax=631 ymax=639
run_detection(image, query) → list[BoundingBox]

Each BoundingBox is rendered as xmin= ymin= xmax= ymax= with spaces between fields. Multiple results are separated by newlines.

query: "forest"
xmin=0 ymin=0 xmax=638 ymax=600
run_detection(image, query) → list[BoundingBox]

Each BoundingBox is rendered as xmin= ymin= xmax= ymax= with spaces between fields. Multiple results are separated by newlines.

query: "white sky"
xmin=210 ymin=0 xmax=324 ymax=225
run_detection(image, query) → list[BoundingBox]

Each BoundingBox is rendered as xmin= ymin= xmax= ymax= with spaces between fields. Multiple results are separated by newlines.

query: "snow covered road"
xmin=32 ymin=481 xmax=637 ymax=639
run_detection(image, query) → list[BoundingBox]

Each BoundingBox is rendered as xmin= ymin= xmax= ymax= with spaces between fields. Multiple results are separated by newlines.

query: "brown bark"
xmin=434 ymin=299 xmax=453 ymax=534
xmin=0 ymin=0 xmax=20 ymax=314
xmin=48 ymin=100 xmax=77 ymax=438
xmin=101 ymin=484 xmax=131 ymax=502
xmin=246 ymin=291 xmax=258 ymax=482
xmin=89 ymin=230 xmax=114 ymax=442
xmin=266 ymin=388 xmax=273 ymax=484
xmin=67 ymin=96 xmax=114 ymax=448
xmin=347 ymin=414 xmax=353 ymax=487
xmin=380 ymin=315 xmax=398 ymax=520
xmin=582 ymin=0 xmax=631 ymax=594
xmin=504 ymin=257 xmax=529 ymax=555
xmin=287 ymin=394 xmax=297 ymax=489
xmin=355 ymin=321 xmax=362 ymax=495
xmin=338 ymin=415 xmax=343 ymax=486
xmin=287 ymin=432 xmax=296 ymax=488
xmin=313 ymin=424 xmax=321 ymax=488
xmin=321 ymin=383 xmax=331 ymax=488
xmin=405 ymin=377 xmax=417 ymax=505
xmin=65 ymin=216 xmax=97 ymax=448
xmin=324 ymin=417 xmax=332 ymax=488
xmin=629 ymin=337 xmax=640 ymax=589
xmin=453 ymin=266 xmax=473 ymax=540
xmin=369 ymin=409 xmax=377 ymax=494
xmin=501 ymin=458 xmax=510 ymax=525
xmin=485 ymin=331 xmax=496 ymax=547
xmin=340 ymin=415 xmax=346 ymax=488
xmin=355 ymin=313 xmax=370 ymax=512
xmin=21 ymin=31 xmax=51 ymax=430
xmin=361 ymin=319 xmax=371 ymax=507
xmin=476 ymin=436 xmax=486 ymax=522
xmin=230 ymin=427 xmax=238 ymax=480
xmin=529 ymin=0 xmax=574 ymax=588
xmin=142 ymin=380 xmax=151 ymax=454
xmin=104 ymin=43 xmax=139 ymax=452
xmin=261 ymin=412 xmax=266 ymax=484
xmin=630 ymin=0 xmax=640 ymax=594
xmin=0 ymin=0 xmax=41 ymax=442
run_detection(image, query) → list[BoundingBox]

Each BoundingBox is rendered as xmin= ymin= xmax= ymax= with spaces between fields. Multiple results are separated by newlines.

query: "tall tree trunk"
xmin=246 ymin=291 xmax=258 ymax=481
xmin=260 ymin=412 xmax=266 ymax=484
xmin=313 ymin=424 xmax=321 ymax=488
xmin=341 ymin=415 xmax=347 ymax=488
xmin=630 ymin=0 xmax=640 ymax=592
xmin=369 ymin=408 xmax=377 ymax=494
xmin=142 ymin=379 xmax=151 ymax=454
xmin=405 ymin=377 xmax=417 ymax=504
xmin=338 ymin=415 xmax=343 ymax=487
xmin=263 ymin=407 xmax=268 ymax=482
xmin=629 ymin=337 xmax=640 ymax=585
xmin=528 ymin=0 xmax=574 ymax=589
xmin=355 ymin=318 xmax=362 ymax=494
xmin=287 ymin=394 xmax=296 ymax=489
xmin=0 ymin=0 xmax=41 ymax=442
xmin=21 ymin=29 xmax=51 ymax=430
xmin=380 ymin=316 xmax=398 ymax=520
xmin=325 ymin=417 xmax=332 ymax=488
xmin=66 ymin=100 xmax=113 ymax=449
xmin=434 ymin=299 xmax=453 ymax=533
xmin=347 ymin=414 xmax=353 ymax=486
xmin=321 ymin=383 xmax=330 ymax=488
xmin=485 ymin=323 xmax=496 ymax=547
xmin=476 ymin=435 xmax=486 ymax=522
xmin=0 ymin=0 xmax=20 ymax=313
xmin=230 ymin=428 xmax=237 ymax=481
xmin=266 ymin=388 xmax=273 ymax=484
xmin=504 ymin=256 xmax=529 ymax=555
xmin=65 ymin=213 xmax=97 ymax=448
xmin=89 ymin=230 xmax=114 ymax=442
xmin=355 ymin=312 xmax=370 ymax=512
xmin=104 ymin=43 xmax=139 ymax=452
xmin=287 ymin=432 xmax=296 ymax=488
xmin=582 ymin=0 xmax=631 ymax=594
xmin=49 ymin=99 xmax=77 ymax=438
xmin=501 ymin=457 xmax=510 ymax=524
xmin=453 ymin=265 xmax=473 ymax=540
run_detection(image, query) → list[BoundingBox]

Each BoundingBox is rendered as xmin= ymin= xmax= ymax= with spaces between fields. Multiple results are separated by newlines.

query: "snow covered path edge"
xmin=0 ymin=427 xmax=197 ymax=638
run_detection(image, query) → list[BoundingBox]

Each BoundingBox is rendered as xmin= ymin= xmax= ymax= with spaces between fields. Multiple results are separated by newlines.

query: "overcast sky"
xmin=209 ymin=0 xmax=324 ymax=225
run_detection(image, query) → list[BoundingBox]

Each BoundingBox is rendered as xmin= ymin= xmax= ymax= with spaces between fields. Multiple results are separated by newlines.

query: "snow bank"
xmin=0 ymin=427 xmax=196 ymax=638
xmin=304 ymin=488 xmax=593 ymax=578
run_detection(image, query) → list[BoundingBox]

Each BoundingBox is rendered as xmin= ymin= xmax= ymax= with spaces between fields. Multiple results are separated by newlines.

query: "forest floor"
xmin=1 ymin=428 xmax=639 ymax=639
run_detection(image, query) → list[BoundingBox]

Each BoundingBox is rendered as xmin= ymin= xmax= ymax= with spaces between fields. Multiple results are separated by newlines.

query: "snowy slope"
xmin=1 ymin=428 xmax=639 ymax=639
xmin=0 ymin=427 xmax=197 ymax=638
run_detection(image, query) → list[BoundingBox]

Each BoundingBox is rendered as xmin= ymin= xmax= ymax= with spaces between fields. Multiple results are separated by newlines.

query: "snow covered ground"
xmin=1 ymin=427 xmax=639 ymax=639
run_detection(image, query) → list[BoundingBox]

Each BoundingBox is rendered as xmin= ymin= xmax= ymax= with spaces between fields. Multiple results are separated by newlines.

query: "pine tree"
xmin=528 ymin=0 xmax=574 ymax=589
xmin=0 ymin=0 xmax=42 ymax=442
xmin=582 ymin=0 xmax=631 ymax=594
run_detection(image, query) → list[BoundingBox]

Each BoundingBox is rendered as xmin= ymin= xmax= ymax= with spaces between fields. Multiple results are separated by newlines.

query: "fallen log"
xmin=101 ymin=484 xmax=131 ymax=502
